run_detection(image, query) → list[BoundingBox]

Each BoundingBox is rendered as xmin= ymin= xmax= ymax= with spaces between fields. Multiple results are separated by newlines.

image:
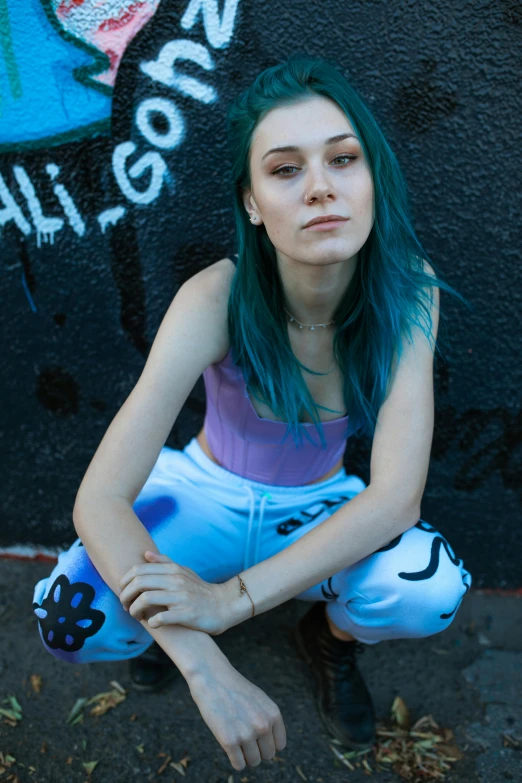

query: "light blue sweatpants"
xmin=32 ymin=437 xmax=472 ymax=664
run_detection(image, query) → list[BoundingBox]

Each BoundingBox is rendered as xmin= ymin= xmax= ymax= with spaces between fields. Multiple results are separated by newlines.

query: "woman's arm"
xmin=74 ymin=494 xmax=287 ymax=771
xmin=71 ymin=263 xmax=287 ymax=769
xmin=72 ymin=262 xmax=233 ymax=668
xmin=222 ymin=483 xmax=420 ymax=626
xmin=73 ymin=494 xmax=223 ymax=678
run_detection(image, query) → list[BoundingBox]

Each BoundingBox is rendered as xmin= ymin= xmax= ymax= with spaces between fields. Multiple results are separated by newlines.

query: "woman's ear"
xmin=242 ymin=188 xmax=257 ymax=219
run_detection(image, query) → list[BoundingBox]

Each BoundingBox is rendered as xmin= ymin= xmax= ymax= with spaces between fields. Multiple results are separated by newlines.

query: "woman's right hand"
xmin=187 ymin=655 xmax=287 ymax=771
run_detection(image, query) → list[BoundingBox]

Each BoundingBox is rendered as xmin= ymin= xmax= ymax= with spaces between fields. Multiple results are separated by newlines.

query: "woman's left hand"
xmin=118 ymin=551 xmax=230 ymax=635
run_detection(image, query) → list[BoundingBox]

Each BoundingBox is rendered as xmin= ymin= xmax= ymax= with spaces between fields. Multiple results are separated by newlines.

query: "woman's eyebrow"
xmin=261 ymin=132 xmax=357 ymax=162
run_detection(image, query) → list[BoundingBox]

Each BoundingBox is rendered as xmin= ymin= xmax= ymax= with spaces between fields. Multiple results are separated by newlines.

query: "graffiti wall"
xmin=1 ymin=0 xmax=520 ymax=587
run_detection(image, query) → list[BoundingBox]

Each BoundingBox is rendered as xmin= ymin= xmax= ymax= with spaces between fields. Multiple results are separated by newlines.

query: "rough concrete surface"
xmin=0 ymin=559 xmax=521 ymax=783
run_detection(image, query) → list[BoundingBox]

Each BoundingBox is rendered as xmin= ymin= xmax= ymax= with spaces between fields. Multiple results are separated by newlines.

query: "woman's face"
xmin=244 ymin=95 xmax=374 ymax=267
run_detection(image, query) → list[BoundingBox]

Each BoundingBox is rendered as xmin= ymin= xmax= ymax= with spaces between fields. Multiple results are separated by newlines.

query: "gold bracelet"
xmin=236 ymin=574 xmax=255 ymax=617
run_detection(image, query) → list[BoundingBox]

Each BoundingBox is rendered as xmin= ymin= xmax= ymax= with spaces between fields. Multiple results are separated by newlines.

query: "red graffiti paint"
xmin=53 ymin=0 xmax=162 ymax=88
xmin=57 ymin=0 xmax=87 ymax=17
xmin=98 ymin=2 xmax=148 ymax=33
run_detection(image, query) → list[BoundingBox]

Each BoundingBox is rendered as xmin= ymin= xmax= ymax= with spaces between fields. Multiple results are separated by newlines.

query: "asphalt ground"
xmin=1 ymin=558 xmax=521 ymax=783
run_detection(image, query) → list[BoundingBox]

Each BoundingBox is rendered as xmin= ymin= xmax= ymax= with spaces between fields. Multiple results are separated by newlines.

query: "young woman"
xmin=32 ymin=55 xmax=472 ymax=772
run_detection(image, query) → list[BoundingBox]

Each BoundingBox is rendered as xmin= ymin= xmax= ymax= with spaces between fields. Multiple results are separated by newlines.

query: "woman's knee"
xmin=33 ymin=571 xmax=105 ymax=663
xmin=32 ymin=541 xmax=152 ymax=664
xmin=396 ymin=523 xmax=472 ymax=620
xmin=337 ymin=520 xmax=473 ymax=640
xmin=398 ymin=564 xmax=472 ymax=635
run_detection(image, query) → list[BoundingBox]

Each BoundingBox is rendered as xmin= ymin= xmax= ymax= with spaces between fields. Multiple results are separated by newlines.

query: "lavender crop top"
xmin=201 ymin=257 xmax=357 ymax=485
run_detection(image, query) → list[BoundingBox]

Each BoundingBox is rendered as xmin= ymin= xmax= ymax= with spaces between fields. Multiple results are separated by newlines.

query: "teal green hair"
xmin=225 ymin=54 xmax=470 ymax=449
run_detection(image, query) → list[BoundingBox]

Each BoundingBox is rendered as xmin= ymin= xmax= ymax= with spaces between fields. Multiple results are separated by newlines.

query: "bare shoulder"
xmin=181 ymin=256 xmax=236 ymax=363
xmin=421 ymin=258 xmax=440 ymax=306
xmin=419 ymin=258 xmax=440 ymax=344
xmin=201 ymin=255 xmax=236 ymax=291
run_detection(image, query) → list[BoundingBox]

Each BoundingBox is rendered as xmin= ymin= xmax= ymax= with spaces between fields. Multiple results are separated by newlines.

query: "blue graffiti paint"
xmin=0 ymin=0 xmax=111 ymax=148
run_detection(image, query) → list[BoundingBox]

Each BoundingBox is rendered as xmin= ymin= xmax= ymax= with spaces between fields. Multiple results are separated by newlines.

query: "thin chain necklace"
xmin=285 ymin=307 xmax=336 ymax=375
xmin=284 ymin=306 xmax=335 ymax=330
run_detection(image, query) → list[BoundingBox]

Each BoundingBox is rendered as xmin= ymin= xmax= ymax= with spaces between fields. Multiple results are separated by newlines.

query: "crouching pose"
xmin=33 ymin=54 xmax=472 ymax=773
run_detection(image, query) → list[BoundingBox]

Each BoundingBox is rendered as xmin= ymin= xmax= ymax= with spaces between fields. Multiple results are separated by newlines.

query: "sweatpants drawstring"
xmin=242 ymin=487 xmax=272 ymax=571
xmin=243 ymin=486 xmax=256 ymax=571
xmin=254 ymin=491 xmax=272 ymax=566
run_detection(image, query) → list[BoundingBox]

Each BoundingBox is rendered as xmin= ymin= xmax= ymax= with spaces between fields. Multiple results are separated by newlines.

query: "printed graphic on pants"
xmin=374 ymin=519 xmax=472 ymax=620
xmin=33 ymin=573 xmax=106 ymax=652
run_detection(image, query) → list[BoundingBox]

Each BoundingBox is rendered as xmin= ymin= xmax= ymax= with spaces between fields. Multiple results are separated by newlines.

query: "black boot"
xmin=129 ymin=641 xmax=179 ymax=692
xmin=293 ymin=601 xmax=376 ymax=749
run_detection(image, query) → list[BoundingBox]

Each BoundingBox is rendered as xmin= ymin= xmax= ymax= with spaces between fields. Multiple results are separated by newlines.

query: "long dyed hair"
xmin=225 ymin=54 xmax=469 ymax=449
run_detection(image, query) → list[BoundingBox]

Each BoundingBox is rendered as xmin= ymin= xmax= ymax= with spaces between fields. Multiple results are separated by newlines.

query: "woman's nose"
xmin=304 ymin=168 xmax=335 ymax=202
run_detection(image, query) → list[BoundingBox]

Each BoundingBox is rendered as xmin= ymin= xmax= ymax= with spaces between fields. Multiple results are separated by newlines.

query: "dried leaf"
xmin=30 ymin=675 xmax=43 ymax=693
xmin=109 ymin=680 xmax=126 ymax=695
xmin=391 ymin=696 xmax=410 ymax=729
xmin=82 ymin=760 xmax=100 ymax=775
xmin=411 ymin=714 xmax=440 ymax=732
xmin=329 ymin=744 xmax=355 ymax=771
xmin=66 ymin=697 xmax=88 ymax=725
xmin=5 ymin=696 xmax=22 ymax=719
xmin=413 ymin=738 xmax=439 ymax=750
xmin=0 ymin=708 xmax=21 ymax=722
xmin=343 ymin=747 xmax=373 ymax=759
xmin=157 ymin=755 xmax=171 ymax=774
xmin=135 ymin=744 xmax=145 ymax=754
xmin=502 ymin=733 xmax=521 ymax=749
xmin=86 ymin=689 xmax=126 ymax=717
xmin=372 ymin=711 xmax=466 ymax=781
xmin=170 ymin=761 xmax=186 ymax=775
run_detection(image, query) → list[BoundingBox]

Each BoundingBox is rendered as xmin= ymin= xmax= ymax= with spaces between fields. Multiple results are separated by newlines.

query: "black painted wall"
xmin=1 ymin=1 xmax=520 ymax=587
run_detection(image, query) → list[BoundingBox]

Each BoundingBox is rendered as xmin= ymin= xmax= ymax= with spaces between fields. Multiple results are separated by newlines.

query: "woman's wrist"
xmin=219 ymin=576 xmax=256 ymax=630
xmin=140 ymin=618 xmax=223 ymax=680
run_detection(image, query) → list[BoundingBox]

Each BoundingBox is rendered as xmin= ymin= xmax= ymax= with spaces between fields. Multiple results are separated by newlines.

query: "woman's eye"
xmin=272 ymin=155 xmax=357 ymax=176
xmin=334 ymin=155 xmax=357 ymax=165
xmin=272 ymin=165 xmax=299 ymax=176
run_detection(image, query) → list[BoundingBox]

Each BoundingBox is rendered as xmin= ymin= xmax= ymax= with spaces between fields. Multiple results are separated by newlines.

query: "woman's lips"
xmin=304 ymin=219 xmax=349 ymax=231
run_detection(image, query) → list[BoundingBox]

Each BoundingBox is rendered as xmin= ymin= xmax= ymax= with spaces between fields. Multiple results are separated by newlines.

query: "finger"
xmin=240 ymin=739 xmax=261 ymax=768
xmin=257 ymin=731 xmax=276 ymax=761
xmin=147 ymin=608 xmax=195 ymax=628
xmin=119 ymin=561 xmax=182 ymax=590
xmin=129 ymin=591 xmax=176 ymax=621
xmin=120 ymin=577 xmax=171 ymax=608
xmin=272 ymin=714 xmax=287 ymax=751
xmin=225 ymin=744 xmax=246 ymax=772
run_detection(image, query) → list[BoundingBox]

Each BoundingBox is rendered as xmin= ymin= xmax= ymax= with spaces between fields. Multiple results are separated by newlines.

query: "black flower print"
xmin=33 ymin=574 xmax=105 ymax=652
